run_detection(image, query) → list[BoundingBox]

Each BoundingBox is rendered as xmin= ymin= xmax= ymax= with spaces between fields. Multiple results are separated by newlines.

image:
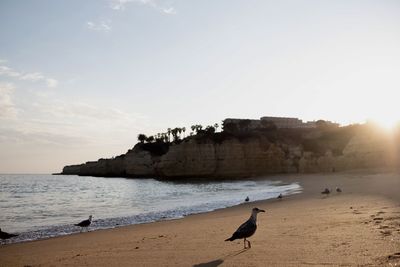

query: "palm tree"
xmin=171 ymin=128 xmax=180 ymax=142
xmin=163 ymin=134 xmax=169 ymax=143
xmin=167 ymin=128 xmax=171 ymax=142
xmin=205 ymin=125 xmax=215 ymax=134
xmin=178 ymin=127 xmax=182 ymax=139
xmin=196 ymin=124 xmax=203 ymax=133
xmin=137 ymin=134 xmax=147 ymax=143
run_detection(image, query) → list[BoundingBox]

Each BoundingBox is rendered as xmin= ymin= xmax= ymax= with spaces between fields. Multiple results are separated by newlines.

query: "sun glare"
xmin=370 ymin=117 xmax=400 ymax=131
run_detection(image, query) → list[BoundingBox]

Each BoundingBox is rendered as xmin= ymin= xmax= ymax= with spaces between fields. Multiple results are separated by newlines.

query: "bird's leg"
xmin=243 ymin=238 xmax=247 ymax=249
xmin=247 ymin=240 xmax=251 ymax=249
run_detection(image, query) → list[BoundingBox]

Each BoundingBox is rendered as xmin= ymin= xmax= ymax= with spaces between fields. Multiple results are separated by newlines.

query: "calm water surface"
xmin=0 ymin=174 xmax=301 ymax=243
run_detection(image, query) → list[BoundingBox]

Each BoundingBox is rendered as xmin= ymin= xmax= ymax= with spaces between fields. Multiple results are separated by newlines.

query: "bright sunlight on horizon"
xmin=1 ymin=0 xmax=399 ymax=173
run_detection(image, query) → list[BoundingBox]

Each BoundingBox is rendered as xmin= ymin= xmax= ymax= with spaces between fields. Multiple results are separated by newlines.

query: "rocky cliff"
xmin=61 ymin=124 xmax=400 ymax=179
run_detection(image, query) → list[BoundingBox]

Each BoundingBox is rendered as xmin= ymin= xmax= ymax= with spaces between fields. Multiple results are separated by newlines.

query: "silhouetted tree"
xmin=191 ymin=125 xmax=196 ymax=134
xmin=163 ymin=133 xmax=169 ymax=143
xmin=182 ymin=127 xmax=186 ymax=138
xmin=171 ymin=128 xmax=180 ymax=142
xmin=194 ymin=125 xmax=203 ymax=134
xmin=167 ymin=128 xmax=172 ymax=142
xmin=205 ymin=125 xmax=216 ymax=134
xmin=178 ymin=127 xmax=182 ymax=139
xmin=138 ymin=134 xmax=147 ymax=143
xmin=146 ymin=136 xmax=154 ymax=143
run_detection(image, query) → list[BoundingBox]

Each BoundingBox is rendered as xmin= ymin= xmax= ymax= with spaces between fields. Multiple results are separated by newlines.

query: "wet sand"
xmin=1 ymin=170 xmax=400 ymax=266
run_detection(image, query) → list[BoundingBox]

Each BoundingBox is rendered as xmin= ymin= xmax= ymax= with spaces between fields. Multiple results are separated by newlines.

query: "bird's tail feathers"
xmin=225 ymin=237 xmax=234 ymax=242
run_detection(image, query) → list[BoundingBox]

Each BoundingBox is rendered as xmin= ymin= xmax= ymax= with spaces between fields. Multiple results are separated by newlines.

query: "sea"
xmin=0 ymin=174 xmax=302 ymax=244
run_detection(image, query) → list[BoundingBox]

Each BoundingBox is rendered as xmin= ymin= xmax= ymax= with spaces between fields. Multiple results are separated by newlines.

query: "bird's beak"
xmin=259 ymin=209 xmax=266 ymax=213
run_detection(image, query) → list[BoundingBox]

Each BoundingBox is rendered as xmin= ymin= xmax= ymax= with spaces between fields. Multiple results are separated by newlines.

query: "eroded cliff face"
xmin=124 ymin=149 xmax=156 ymax=177
xmin=155 ymin=139 xmax=295 ymax=178
xmin=63 ymin=146 xmax=157 ymax=177
xmin=61 ymin=125 xmax=400 ymax=179
xmin=298 ymin=128 xmax=398 ymax=173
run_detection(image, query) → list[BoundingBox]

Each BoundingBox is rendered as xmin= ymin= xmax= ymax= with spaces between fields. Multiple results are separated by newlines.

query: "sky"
xmin=0 ymin=0 xmax=400 ymax=173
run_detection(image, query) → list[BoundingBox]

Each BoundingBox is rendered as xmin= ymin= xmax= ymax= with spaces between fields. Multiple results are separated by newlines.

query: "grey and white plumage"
xmin=0 ymin=228 xmax=18 ymax=240
xmin=75 ymin=215 xmax=93 ymax=230
xmin=225 ymin=207 xmax=265 ymax=249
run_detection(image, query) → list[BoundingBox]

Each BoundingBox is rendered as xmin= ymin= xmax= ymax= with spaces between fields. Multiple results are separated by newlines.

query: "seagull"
xmin=277 ymin=193 xmax=283 ymax=199
xmin=75 ymin=215 xmax=93 ymax=231
xmin=336 ymin=187 xmax=342 ymax=193
xmin=321 ymin=188 xmax=330 ymax=195
xmin=225 ymin=207 xmax=265 ymax=249
xmin=0 ymin=228 xmax=18 ymax=240
xmin=245 ymin=196 xmax=250 ymax=202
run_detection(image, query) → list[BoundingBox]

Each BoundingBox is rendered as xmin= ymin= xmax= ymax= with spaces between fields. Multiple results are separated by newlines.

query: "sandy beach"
xmin=1 ymin=170 xmax=400 ymax=267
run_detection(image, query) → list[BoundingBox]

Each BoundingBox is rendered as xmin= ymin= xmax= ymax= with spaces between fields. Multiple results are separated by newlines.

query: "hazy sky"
xmin=1 ymin=0 xmax=399 ymax=173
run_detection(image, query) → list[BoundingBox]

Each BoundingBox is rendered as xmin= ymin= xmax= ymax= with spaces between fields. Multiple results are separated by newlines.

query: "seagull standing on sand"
xmin=0 ymin=228 xmax=18 ymax=244
xmin=75 ymin=215 xmax=93 ymax=232
xmin=225 ymin=207 xmax=265 ymax=249
xmin=321 ymin=188 xmax=330 ymax=195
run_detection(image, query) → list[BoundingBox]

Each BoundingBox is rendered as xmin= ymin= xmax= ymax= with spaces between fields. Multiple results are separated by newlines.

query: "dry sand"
xmin=1 ymin=170 xmax=400 ymax=266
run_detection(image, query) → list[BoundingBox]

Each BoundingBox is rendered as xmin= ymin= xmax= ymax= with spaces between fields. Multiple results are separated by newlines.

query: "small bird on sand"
xmin=277 ymin=193 xmax=283 ymax=199
xmin=245 ymin=196 xmax=250 ymax=202
xmin=225 ymin=207 xmax=265 ymax=249
xmin=336 ymin=187 xmax=342 ymax=193
xmin=75 ymin=215 xmax=93 ymax=231
xmin=321 ymin=188 xmax=330 ymax=195
xmin=0 ymin=228 xmax=18 ymax=240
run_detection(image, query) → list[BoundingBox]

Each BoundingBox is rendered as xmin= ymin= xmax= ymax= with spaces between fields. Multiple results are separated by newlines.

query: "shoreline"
xmin=1 ymin=170 xmax=400 ymax=266
xmin=0 ymin=177 xmax=301 ymax=244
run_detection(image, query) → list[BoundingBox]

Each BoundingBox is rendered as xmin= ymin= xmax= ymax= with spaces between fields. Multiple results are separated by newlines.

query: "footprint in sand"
xmin=388 ymin=252 xmax=400 ymax=259
xmin=380 ymin=230 xmax=392 ymax=236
